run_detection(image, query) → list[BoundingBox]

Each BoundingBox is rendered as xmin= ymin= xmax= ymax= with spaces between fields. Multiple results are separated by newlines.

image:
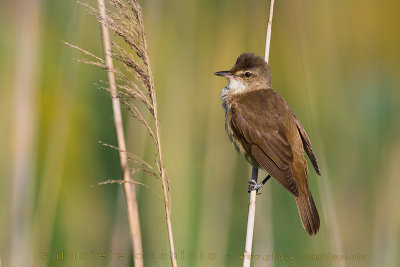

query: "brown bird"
xmin=215 ymin=53 xmax=321 ymax=235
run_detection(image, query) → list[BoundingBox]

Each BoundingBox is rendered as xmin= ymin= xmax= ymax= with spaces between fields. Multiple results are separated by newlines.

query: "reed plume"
xmin=65 ymin=0 xmax=177 ymax=266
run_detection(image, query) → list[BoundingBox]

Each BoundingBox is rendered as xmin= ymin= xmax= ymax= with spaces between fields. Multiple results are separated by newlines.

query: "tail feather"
xmin=295 ymin=191 xmax=320 ymax=236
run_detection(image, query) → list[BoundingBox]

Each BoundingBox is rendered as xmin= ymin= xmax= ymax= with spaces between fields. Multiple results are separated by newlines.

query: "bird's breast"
xmin=223 ymin=100 xmax=259 ymax=167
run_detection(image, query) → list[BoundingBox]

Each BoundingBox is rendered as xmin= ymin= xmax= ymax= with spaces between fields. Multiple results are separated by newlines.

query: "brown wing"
xmin=291 ymin=113 xmax=321 ymax=176
xmin=230 ymin=96 xmax=299 ymax=196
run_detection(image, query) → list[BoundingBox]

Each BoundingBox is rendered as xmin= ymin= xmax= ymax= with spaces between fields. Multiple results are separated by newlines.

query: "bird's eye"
xmin=244 ymin=72 xmax=251 ymax=78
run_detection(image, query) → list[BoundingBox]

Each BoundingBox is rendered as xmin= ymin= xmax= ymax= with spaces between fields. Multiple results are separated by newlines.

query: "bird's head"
xmin=215 ymin=53 xmax=272 ymax=94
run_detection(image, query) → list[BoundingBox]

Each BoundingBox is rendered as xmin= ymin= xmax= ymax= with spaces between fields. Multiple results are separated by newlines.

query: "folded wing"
xmin=291 ymin=113 xmax=321 ymax=176
xmin=230 ymin=99 xmax=299 ymax=196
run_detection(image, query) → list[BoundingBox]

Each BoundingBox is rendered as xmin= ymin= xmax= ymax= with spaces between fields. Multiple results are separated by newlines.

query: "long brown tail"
xmin=295 ymin=191 xmax=320 ymax=236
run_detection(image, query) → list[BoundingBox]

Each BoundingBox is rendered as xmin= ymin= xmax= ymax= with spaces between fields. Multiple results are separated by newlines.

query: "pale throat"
xmin=220 ymin=78 xmax=248 ymax=101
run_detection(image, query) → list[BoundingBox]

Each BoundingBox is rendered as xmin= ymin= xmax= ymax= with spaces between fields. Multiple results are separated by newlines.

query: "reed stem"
xmin=243 ymin=1 xmax=275 ymax=266
xmin=97 ymin=0 xmax=143 ymax=266
xmin=131 ymin=1 xmax=178 ymax=265
xmin=243 ymin=167 xmax=259 ymax=266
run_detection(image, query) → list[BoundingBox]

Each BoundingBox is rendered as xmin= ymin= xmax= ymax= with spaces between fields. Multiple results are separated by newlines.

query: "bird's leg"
xmin=248 ymin=174 xmax=271 ymax=194
xmin=248 ymin=167 xmax=259 ymax=191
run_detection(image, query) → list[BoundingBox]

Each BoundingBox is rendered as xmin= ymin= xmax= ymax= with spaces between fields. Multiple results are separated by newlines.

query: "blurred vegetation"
xmin=1 ymin=0 xmax=399 ymax=267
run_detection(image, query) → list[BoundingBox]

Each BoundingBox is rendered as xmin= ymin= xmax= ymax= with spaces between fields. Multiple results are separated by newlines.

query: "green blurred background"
xmin=1 ymin=0 xmax=399 ymax=266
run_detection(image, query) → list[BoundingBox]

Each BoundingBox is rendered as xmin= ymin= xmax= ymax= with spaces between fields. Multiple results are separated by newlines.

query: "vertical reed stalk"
xmin=264 ymin=0 xmax=275 ymax=63
xmin=97 ymin=0 xmax=143 ymax=266
xmin=133 ymin=3 xmax=178 ymax=265
xmin=243 ymin=167 xmax=259 ymax=266
xmin=10 ymin=0 xmax=40 ymax=266
xmin=70 ymin=1 xmax=178 ymax=265
xmin=243 ymin=2 xmax=275 ymax=266
xmin=127 ymin=0 xmax=177 ymax=265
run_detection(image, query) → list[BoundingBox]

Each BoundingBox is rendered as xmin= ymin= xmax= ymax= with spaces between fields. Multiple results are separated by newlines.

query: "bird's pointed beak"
xmin=214 ymin=71 xmax=235 ymax=79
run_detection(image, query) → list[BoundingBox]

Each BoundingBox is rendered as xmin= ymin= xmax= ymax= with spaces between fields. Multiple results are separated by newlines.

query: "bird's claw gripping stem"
xmin=247 ymin=174 xmax=271 ymax=194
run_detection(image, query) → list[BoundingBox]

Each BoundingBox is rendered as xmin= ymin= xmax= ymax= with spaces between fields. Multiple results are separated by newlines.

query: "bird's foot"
xmin=248 ymin=180 xmax=263 ymax=194
xmin=247 ymin=175 xmax=271 ymax=194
